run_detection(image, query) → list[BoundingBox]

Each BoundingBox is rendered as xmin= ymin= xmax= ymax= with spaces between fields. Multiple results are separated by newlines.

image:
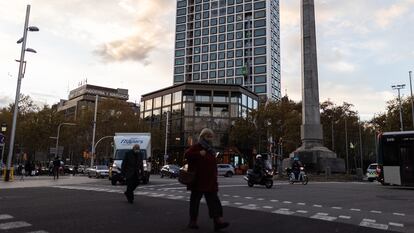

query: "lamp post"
xmin=391 ymin=84 xmax=405 ymax=131
xmin=164 ymin=111 xmax=169 ymax=165
xmin=409 ymin=71 xmax=414 ymax=129
xmin=55 ymin=123 xmax=76 ymax=159
xmin=4 ymin=5 xmax=39 ymax=181
xmin=345 ymin=116 xmax=349 ymax=174
xmin=1 ymin=123 xmax=7 ymax=166
xmin=90 ymin=95 xmax=98 ymax=167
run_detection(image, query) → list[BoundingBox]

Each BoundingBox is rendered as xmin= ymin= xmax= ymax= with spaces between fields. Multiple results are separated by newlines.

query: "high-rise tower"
xmin=173 ymin=0 xmax=281 ymax=100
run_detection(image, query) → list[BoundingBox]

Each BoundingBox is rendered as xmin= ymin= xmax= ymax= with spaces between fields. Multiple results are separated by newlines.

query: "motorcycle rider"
xmin=253 ymin=154 xmax=265 ymax=180
xmin=292 ymin=156 xmax=302 ymax=180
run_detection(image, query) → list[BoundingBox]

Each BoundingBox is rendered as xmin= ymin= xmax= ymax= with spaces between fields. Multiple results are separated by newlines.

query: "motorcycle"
xmin=244 ymin=169 xmax=274 ymax=189
xmin=287 ymin=167 xmax=308 ymax=185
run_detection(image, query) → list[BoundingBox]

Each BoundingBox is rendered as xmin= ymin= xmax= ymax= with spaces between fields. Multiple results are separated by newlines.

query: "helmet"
xmin=293 ymin=157 xmax=299 ymax=161
xmin=256 ymin=154 xmax=262 ymax=159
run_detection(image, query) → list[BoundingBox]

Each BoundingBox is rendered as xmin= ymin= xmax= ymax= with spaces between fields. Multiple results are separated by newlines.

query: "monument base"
xmin=283 ymin=145 xmax=345 ymax=173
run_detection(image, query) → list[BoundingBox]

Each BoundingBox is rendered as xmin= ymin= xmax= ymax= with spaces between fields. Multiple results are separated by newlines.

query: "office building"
xmin=173 ymin=0 xmax=281 ymax=101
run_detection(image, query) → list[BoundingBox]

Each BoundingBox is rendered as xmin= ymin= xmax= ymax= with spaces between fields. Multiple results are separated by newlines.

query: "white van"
xmin=109 ymin=133 xmax=151 ymax=185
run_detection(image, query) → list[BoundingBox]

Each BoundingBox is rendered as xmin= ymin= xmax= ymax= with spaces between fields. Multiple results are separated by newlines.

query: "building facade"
xmin=173 ymin=0 xmax=281 ymax=101
xmin=140 ymin=82 xmax=258 ymax=166
xmin=57 ymin=84 xmax=137 ymax=120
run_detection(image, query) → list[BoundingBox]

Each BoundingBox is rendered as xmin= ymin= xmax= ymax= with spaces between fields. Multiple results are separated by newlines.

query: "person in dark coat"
xmin=185 ymin=128 xmax=229 ymax=231
xmin=121 ymin=144 xmax=144 ymax=204
xmin=52 ymin=157 xmax=61 ymax=180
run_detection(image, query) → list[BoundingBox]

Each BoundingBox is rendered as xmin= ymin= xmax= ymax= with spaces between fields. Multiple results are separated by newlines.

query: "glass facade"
xmin=174 ymin=0 xmax=281 ymax=100
xmin=141 ymin=83 xmax=258 ymax=164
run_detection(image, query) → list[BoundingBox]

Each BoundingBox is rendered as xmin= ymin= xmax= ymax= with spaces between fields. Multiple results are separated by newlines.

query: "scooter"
xmin=244 ymin=169 xmax=274 ymax=189
xmin=287 ymin=167 xmax=308 ymax=185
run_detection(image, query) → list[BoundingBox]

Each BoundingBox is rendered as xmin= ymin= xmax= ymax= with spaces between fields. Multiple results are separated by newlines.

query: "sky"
xmin=0 ymin=0 xmax=413 ymax=120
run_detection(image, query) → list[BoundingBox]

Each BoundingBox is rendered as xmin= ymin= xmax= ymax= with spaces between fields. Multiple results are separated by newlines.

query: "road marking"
xmin=149 ymin=193 xmax=166 ymax=197
xmin=245 ymin=197 xmax=253 ymax=199
xmin=0 ymin=221 xmax=31 ymax=230
xmin=296 ymin=210 xmax=308 ymax=214
xmin=316 ymin=213 xmax=329 ymax=216
xmin=370 ymin=210 xmax=382 ymax=214
xmin=272 ymin=209 xmax=295 ymax=215
xmin=134 ymin=191 xmax=148 ymax=195
xmin=363 ymin=219 xmax=376 ymax=223
xmin=359 ymin=220 xmax=388 ymax=230
xmin=270 ymin=199 xmax=279 ymax=202
xmin=310 ymin=214 xmax=337 ymax=221
xmin=393 ymin=212 xmax=405 ymax=216
xmin=283 ymin=201 xmax=292 ymax=204
xmin=26 ymin=231 xmax=49 ymax=233
xmin=332 ymin=206 xmax=342 ymax=210
xmin=223 ymin=194 xmax=230 ymax=197
xmin=338 ymin=215 xmax=351 ymax=219
xmin=350 ymin=208 xmax=361 ymax=212
xmin=166 ymin=195 xmax=184 ymax=200
xmin=313 ymin=204 xmax=322 ymax=208
xmin=234 ymin=202 xmax=243 ymax=205
xmin=233 ymin=195 xmax=240 ymax=198
xmin=221 ymin=201 xmax=230 ymax=206
xmin=297 ymin=202 xmax=306 ymax=205
xmin=257 ymin=198 xmax=264 ymax=201
xmin=239 ymin=205 xmax=258 ymax=210
xmin=389 ymin=222 xmax=404 ymax=227
xmin=0 ymin=215 xmax=13 ymax=220
xmin=262 ymin=206 xmax=273 ymax=209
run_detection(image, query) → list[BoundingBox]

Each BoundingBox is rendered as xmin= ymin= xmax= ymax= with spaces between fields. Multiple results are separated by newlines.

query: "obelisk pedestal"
xmin=283 ymin=0 xmax=345 ymax=173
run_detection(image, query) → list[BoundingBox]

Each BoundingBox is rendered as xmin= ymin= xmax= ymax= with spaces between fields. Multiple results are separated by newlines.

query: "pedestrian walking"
xmin=18 ymin=163 xmax=25 ymax=181
xmin=185 ymin=128 xmax=229 ymax=231
xmin=121 ymin=144 xmax=144 ymax=204
xmin=53 ymin=156 xmax=61 ymax=180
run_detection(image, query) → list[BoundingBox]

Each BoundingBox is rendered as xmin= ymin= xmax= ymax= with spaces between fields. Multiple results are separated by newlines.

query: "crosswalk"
xmin=0 ymin=214 xmax=47 ymax=232
xmin=53 ymin=184 xmax=409 ymax=233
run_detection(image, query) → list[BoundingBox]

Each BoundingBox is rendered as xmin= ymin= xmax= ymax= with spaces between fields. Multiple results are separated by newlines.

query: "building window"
xmin=227 ymin=41 xmax=234 ymax=49
xmin=195 ymin=104 xmax=211 ymax=117
xmin=177 ymin=8 xmax=186 ymax=16
xmin=254 ymin=65 xmax=266 ymax=74
xmin=173 ymin=91 xmax=182 ymax=104
xmin=254 ymin=1 xmax=266 ymax=10
xmin=254 ymin=10 xmax=266 ymax=19
xmin=201 ymin=63 xmax=208 ymax=70
xmin=193 ymin=64 xmax=200 ymax=71
xmin=174 ymin=66 xmax=184 ymax=74
xmin=254 ymin=19 xmax=266 ymax=28
xmin=254 ymin=85 xmax=266 ymax=93
xmin=210 ymin=62 xmax=217 ymax=69
xmin=227 ymin=60 xmax=234 ymax=68
xmin=226 ymin=69 xmax=234 ymax=76
xmin=176 ymin=24 xmax=186 ymax=32
xmin=195 ymin=91 xmax=211 ymax=102
xmin=254 ymin=75 xmax=266 ymax=84
xmin=175 ymin=49 xmax=185 ymax=57
xmin=210 ymin=53 xmax=217 ymax=61
xmin=163 ymin=94 xmax=171 ymax=106
xmin=219 ymin=43 xmax=225 ymax=50
xmin=254 ymin=56 xmax=266 ymax=65
xmin=145 ymin=99 xmax=152 ymax=110
xmin=254 ymin=47 xmax=266 ymax=55
xmin=213 ymin=105 xmax=229 ymax=117
xmin=174 ymin=75 xmax=184 ymax=83
xmin=210 ymin=44 xmax=217 ymax=52
xmin=254 ymin=28 xmax=266 ymax=37
xmin=226 ymin=78 xmax=234 ymax=84
xmin=218 ymin=70 xmax=225 ymax=78
xmin=154 ymin=97 xmax=162 ymax=108
xmin=254 ymin=37 xmax=266 ymax=46
xmin=218 ymin=61 xmax=225 ymax=69
xmin=175 ymin=58 xmax=185 ymax=65
xmin=202 ymin=45 xmax=208 ymax=53
xmin=210 ymin=71 xmax=217 ymax=78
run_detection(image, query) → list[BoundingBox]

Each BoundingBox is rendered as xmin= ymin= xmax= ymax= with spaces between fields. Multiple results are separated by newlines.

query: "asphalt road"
xmin=0 ymin=175 xmax=412 ymax=233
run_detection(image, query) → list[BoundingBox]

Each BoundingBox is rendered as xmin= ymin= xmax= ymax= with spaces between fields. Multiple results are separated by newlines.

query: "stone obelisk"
xmin=286 ymin=0 xmax=345 ymax=173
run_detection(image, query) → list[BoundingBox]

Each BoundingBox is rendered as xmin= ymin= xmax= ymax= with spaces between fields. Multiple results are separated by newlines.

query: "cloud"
xmin=0 ymin=95 xmax=13 ymax=108
xmin=94 ymin=35 xmax=156 ymax=64
xmin=93 ymin=0 xmax=175 ymax=63
xmin=375 ymin=1 xmax=412 ymax=28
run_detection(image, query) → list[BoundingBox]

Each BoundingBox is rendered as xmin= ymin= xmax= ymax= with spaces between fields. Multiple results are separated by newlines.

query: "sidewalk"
xmin=0 ymin=175 xmax=95 ymax=189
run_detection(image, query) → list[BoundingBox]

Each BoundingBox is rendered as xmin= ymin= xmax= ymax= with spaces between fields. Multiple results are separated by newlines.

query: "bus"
xmin=377 ymin=131 xmax=414 ymax=186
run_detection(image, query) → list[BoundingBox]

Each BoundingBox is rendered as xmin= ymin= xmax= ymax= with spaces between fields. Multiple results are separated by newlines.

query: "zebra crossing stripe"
xmin=389 ymin=222 xmax=404 ymax=227
xmin=359 ymin=220 xmax=388 ymax=230
xmin=0 ymin=221 xmax=31 ymax=230
xmin=26 ymin=231 xmax=49 ymax=233
xmin=0 ymin=214 xmax=13 ymax=220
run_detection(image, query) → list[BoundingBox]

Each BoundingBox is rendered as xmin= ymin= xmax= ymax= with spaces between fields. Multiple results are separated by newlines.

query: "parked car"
xmin=88 ymin=165 xmax=109 ymax=178
xmin=217 ymin=164 xmax=235 ymax=177
xmin=160 ymin=164 xmax=180 ymax=178
xmin=366 ymin=163 xmax=379 ymax=182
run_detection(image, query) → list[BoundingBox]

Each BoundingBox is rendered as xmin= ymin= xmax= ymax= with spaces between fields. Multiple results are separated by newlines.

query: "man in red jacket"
xmin=185 ymin=128 xmax=229 ymax=231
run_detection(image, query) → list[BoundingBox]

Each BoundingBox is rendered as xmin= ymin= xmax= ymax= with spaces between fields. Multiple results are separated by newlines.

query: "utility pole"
xmin=164 ymin=111 xmax=169 ymax=165
xmin=409 ymin=71 xmax=414 ymax=129
xmin=392 ymin=84 xmax=405 ymax=131
xmin=345 ymin=117 xmax=349 ymax=174
xmin=358 ymin=118 xmax=363 ymax=170
xmin=90 ymin=95 xmax=98 ymax=167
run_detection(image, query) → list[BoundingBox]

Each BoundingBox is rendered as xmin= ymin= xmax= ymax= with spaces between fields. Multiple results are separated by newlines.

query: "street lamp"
xmin=391 ymin=84 xmax=406 ymax=131
xmin=54 ymin=123 xmax=76 ymax=159
xmin=4 ymin=5 xmax=39 ymax=182
xmin=409 ymin=71 xmax=414 ymax=129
